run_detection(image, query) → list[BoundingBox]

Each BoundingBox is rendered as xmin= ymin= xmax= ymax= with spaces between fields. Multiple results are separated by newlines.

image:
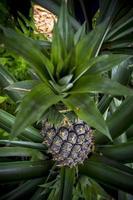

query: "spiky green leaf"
xmin=98 ymin=140 xmax=133 ymax=163
xmin=95 ymin=97 xmax=133 ymax=144
xmin=71 ymin=75 xmax=133 ymax=96
xmin=12 ymin=83 xmax=61 ymax=136
xmin=63 ymin=94 xmax=111 ymax=140
xmin=5 ymin=80 xmax=40 ymax=98
xmin=0 ymin=109 xmax=42 ymax=142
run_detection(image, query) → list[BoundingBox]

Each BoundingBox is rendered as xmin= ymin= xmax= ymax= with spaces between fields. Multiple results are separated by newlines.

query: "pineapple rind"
xmin=42 ymin=120 xmax=94 ymax=167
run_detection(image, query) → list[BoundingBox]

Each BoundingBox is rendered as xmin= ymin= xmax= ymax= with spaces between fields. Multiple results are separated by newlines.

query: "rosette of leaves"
xmin=0 ymin=0 xmax=133 ymax=199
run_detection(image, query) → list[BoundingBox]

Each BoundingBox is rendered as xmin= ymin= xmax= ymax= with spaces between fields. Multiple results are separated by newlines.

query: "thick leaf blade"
xmin=0 ymin=109 xmax=42 ymax=142
xmin=79 ymin=155 xmax=133 ymax=194
xmin=74 ymin=22 xmax=86 ymax=45
xmin=0 ymin=178 xmax=44 ymax=200
xmin=5 ymin=80 xmax=40 ymax=98
xmin=59 ymin=167 xmax=75 ymax=200
xmin=0 ymin=140 xmax=45 ymax=151
xmin=58 ymin=1 xmax=73 ymax=50
xmin=95 ymin=97 xmax=133 ymax=144
xmin=0 ymin=66 xmax=21 ymax=102
xmin=88 ymin=54 xmax=131 ymax=75
xmin=106 ymin=12 xmax=133 ymax=41
xmin=63 ymin=94 xmax=111 ymax=140
xmin=51 ymin=24 xmax=66 ymax=74
xmin=71 ymin=75 xmax=133 ymax=96
xmin=0 ymin=147 xmax=44 ymax=160
xmin=12 ymin=83 xmax=61 ymax=136
xmin=0 ymin=160 xmax=52 ymax=182
xmin=74 ymin=20 xmax=110 ymax=80
xmin=98 ymin=140 xmax=133 ymax=163
xmin=126 ymin=125 xmax=133 ymax=139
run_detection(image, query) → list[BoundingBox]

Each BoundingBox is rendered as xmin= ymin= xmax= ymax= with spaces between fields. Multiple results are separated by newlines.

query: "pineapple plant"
xmin=0 ymin=0 xmax=133 ymax=199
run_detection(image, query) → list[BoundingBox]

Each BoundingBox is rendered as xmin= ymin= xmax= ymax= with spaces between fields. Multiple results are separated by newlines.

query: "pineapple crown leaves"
xmin=0 ymin=2 xmax=133 ymax=140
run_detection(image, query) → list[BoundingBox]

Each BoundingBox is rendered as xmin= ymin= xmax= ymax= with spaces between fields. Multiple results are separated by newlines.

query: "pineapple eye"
xmin=68 ymin=132 xmax=77 ymax=144
xmin=58 ymin=127 xmax=68 ymax=140
xmin=53 ymin=136 xmax=62 ymax=146
xmin=74 ymin=124 xmax=85 ymax=135
xmin=47 ymin=128 xmax=56 ymax=139
xmin=77 ymin=135 xmax=85 ymax=144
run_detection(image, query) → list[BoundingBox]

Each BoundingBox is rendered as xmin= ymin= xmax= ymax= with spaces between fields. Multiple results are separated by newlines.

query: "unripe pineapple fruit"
xmin=41 ymin=119 xmax=94 ymax=167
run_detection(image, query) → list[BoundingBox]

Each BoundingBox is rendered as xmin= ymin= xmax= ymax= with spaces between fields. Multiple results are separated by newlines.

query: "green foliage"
xmin=0 ymin=0 xmax=133 ymax=199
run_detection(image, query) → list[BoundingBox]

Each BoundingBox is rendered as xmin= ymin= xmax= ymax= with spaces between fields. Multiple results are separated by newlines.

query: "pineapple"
xmin=41 ymin=119 xmax=94 ymax=167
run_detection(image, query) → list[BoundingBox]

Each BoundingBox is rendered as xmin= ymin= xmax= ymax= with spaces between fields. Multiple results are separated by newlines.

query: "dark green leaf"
xmin=0 ymin=178 xmax=44 ymax=200
xmin=30 ymin=187 xmax=44 ymax=200
xmin=12 ymin=83 xmax=61 ymax=136
xmin=126 ymin=125 xmax=133 ymax=139
xmin=79 ymin=155 xmax=133 ymax=194
xmin=95 ymin=97 xmax=133 ymax=144
xmin=88 ymin=54 xmax=131 ymax=75
xmin=98 ymin=95 xmax=113 ymax=114
xmin=0 ymin=66 xmax=21 ymax=102
xmin=106 ymin=12 xmax=133 ymax=41
xmin=5 ymin=80 xmax=40 ymax=98
xmin=0 ymin=109 xmax=43 ymax=142
xmin=98 ymin=140 xmax=133 ymax=163
xmin=99 ymin=0 xmax=123 ymax=23
xmin=51 ymin=24 xmax=66 ymax=75
xmin=0 ymin=147 xmax=44 ymax=160
xmin=58 ymin=1 xmax=73 ymax=50
xmin=111 ymin=59 xmax=132 ymax=85
xmin=74 ymin=20 xmax=110 ymax=79
xmin=0 ymin=140 xmax=46 ymax=151
xmin=0 ymin=160 xmax=52 ymax=182
xmin=74 ymin=22 xmax=86 ymax=45
xmin=71 ymin=75 xmax=133 ymax=96
xmin=63 ymin=94 xmax=111 ymax=140
xmin=59 ymin=167 xmax=75 ymax=200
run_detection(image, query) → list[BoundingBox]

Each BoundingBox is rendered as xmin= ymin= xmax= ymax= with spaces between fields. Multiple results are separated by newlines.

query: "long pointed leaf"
xmin=71 ymin=75 xmax=133 ymax=96
xmin=0 ymin=140 xmax=45 ymax=151
xmin=58 ymin=1 xmax=73 ymax=50
xmin=5 ymin=80 xmax=40 ymax=98
xmin=63 ymin=94 xmax=111 ymax=140
xmin=95 ymin=97 xmax=133 ymax=144
xmin=87 ymin=54 xmax=131 ymax=75
xmin=0 ymin=109 xmax=42 ymax=142
xmin=98 ymin=140 xmax=133 ymax=163
xmin=74 ymin=21 xmax=109 ymax=78
xmin=12 ymin=83 xmax=61 ymax=136
xmin=0 ymin=160 xmax=52 ymax=182
xmin=0 ymin=66 xmax=21 ymax=102
xmin=0 ymin=147 xmax=44 ymax=159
